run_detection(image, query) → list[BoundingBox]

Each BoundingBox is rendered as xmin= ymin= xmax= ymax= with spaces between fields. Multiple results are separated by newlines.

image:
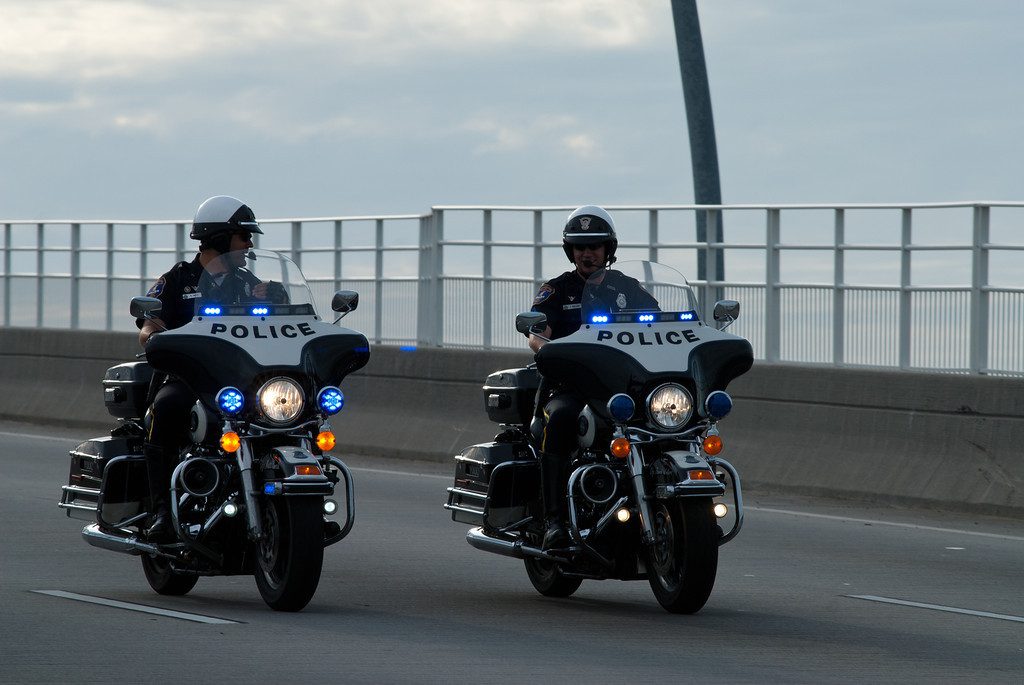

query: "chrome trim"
xmin=712 ymin=457 xmax=744 ymax=545
xmin=324 ymin=456 xmax=355 ymax=546
xmin=626 ymin=424 xmax=706 ymax=443
xmin=465 ymin=526 xmax=560 ymax=562
xmin=61 ymin=484 xmax=100 ymax=497
xmin=82 ymin=523 xmax=160 ymax=557
xmin=443 ymin=503 xmax=485 ymax=516
xmin=627 ymin=444 xmax=656 ymax=545
xmin=592 ymin=495 xmax=630 ymax=537
xmin=445 ymin=486 xmax=487 ymax=501
xmin=235 ymin=439 xmax=262 ymax=540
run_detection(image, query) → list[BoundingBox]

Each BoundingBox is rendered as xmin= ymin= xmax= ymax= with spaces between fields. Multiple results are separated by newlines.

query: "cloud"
xmin=461 ymin=113 xmax=602 ymax=160
xmin=0 ymin=0 xmax=662 ymax=82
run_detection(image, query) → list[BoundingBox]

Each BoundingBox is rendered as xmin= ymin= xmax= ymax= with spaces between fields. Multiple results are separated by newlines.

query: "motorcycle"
xmin=59 ymin=249 xmax=369 ymax=611
xmin=445 ymin=261 xmax=753 ymax=613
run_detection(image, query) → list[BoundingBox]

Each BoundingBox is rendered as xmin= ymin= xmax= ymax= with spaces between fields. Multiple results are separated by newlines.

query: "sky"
xmin=2 ymin=0 xmax=1023 ymax=221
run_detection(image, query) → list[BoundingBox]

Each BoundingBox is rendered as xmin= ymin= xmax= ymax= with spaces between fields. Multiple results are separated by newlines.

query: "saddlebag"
xmin=102 ymin=361 xmax=154 ymax=419
xmin=59 ymin=436 xmax=144 ymax=522
xmin=445 ymin=441 xmax=539 ymax=528
xmin=482 ymin=367 xmax=540 ymax=425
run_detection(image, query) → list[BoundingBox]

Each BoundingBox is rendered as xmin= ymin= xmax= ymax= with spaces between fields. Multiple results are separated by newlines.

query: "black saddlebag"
xmin=103 ymin=361 xmax=154 ymax=419
xmin=445 ymin=441 xmax=539 ymax=528
xmin=59 ymin=436 xmax=144 ymax=522
xmin=482 ymin=367 xmax=540 ymax=425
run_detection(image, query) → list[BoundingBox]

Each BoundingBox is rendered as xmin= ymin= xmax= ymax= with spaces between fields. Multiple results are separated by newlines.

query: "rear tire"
xmin=645 ymin=498 xmax=718 ymax=614
xmin=142 ymin=554 xmax=199 ymax=596
xmin=254 ymin=496 xmax=324 ymax=612
xmin=524 ymin=555 xmax=583 ymax=598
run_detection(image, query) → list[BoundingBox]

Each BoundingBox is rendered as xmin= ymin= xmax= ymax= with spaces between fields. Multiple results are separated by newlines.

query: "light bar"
xmin=250 ymin=306 xmax=269 ymax=316
xmin=587 ymin=310 xmax=699 ymax=325
xmin=203 ymin=306 xmax=222 ymax=316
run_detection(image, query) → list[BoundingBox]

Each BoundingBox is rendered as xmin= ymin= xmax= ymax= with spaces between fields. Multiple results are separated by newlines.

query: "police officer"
xmin=527 ymin=205 xmax=656 ymax=549
xmin=138 ymin=195 xmax=264 ymax=538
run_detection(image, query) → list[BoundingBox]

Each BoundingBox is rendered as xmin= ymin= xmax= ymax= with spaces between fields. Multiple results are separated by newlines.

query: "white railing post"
xmin=833 ymin=209 xmax=845 ymax=365
xmin=648 ymin=209 xmax=659 ymax=263
xmin=139 ymin=224 xmax=149 ymax=305
xmin=417 ymin=209 xmax=444 ymax=346
xmin=765 ymin=209 xmax=781 ymax=362
xmin=175 ymin=223 xmax=186 ymax=264
xmin=482 ymin=209 xmax=493 ymax=349
xmin=533 ymin=210 xmax=543 ymax=290
xmin=2 ymin=223 xmax=11 ymax=328
xmin=35 ymin=223 xmax=44 ymax=328
xmin=333 ymin=220 xmax=342 ymax=294
xmin=703 ymin=208 xmax=722 ymax=322
xmin=291 ymin=221 xmax=302 ymax=269
xmin=374 ymin=218 xmax=384 ymax=344
xmin=970 ymin=205 xmax=990 ymax=374
xmin=898 ymin=209 xmax=912 ymax=369
xmin=105 ymin=223 xmax=114 ymax=330
xmin=70 ymin=223 xmax=80 ymax=329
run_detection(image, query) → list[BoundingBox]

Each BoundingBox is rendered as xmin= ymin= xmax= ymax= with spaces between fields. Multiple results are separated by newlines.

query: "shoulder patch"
xmin=146 ymin=277 xmax=166 ymax=298
xmin=533 ymin=284 xmax=555 ymax=305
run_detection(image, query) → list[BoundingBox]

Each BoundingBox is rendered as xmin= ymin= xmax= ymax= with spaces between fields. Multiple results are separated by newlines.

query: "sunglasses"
xmin=234 ymin=231 xmax=253 ymax=242
xmin=572 ymin=244 xmax=603 ymax=252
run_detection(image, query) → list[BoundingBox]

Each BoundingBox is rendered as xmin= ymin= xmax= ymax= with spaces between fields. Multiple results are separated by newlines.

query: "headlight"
xmin=258 ymin=377 xmax=305 ymax=424
xmin=647 ymin=383 xmax=693 ymax=430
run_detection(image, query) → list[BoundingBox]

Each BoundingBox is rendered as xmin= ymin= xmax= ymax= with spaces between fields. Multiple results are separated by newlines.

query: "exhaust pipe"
xmin=82 ymin=524 xmax=160 ymax=557
xmin=466 ymin=527 xmax=558 ymax=561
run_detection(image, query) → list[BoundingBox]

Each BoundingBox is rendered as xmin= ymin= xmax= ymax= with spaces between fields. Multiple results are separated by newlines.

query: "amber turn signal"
xmin=295 ymin=464 xmax=323 ymax=476
xmin=220 ymin=431 xmax=241 ymax=453
xmin=316 ymin=431 xmax=336 ymax=451
xmin=610 ymin=437 xmax=631 ymax=458
xmin=687 ymin=468 xmax=716 ymax=481
xmin=702 ymin=434 xmax=723 ymax=455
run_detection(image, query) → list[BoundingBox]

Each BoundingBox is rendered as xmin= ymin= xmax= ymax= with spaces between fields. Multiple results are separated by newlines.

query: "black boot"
xmin=540 ymin=452 xmax=570 ymax=550
xmin=144 ymin=443 xmax=174 ymax=541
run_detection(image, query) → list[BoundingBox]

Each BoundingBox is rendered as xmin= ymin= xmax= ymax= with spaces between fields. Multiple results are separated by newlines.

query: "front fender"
xmin=650 ymin=449 xmax=726 ymax=498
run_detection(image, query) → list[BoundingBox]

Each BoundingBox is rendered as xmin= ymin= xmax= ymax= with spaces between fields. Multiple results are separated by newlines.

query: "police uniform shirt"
xmin=137 ymin=256 xmax=205 ymax=331
xmin=530 ymin=269 xmax=660 ymax=341
xmin=530 ymin=270 xmax=587 ymax=340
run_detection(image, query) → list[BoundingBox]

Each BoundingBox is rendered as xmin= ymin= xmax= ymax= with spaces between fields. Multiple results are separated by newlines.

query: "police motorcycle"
xmin=445 ymin=261 xmax=753 ymax=613
xmin=59 ymin=249 xmax=369 ymax=611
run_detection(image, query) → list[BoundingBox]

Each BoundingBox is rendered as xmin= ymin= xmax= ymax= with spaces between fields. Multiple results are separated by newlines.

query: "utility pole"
xmin=671 ymin=0 xmax=724 ymax=287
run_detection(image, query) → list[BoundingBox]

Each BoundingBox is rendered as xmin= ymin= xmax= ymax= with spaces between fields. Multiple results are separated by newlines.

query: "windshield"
xmin=194 ymin=249 xmax=317 ymax=318
xmin=581 ymin=261 xmax=700 ymax=324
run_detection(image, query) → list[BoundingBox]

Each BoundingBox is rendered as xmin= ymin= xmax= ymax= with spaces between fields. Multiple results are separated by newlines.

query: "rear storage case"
xmin=102 ymin=361 xmax=154 ymax=419
xmin=59 ymin=436 xmax=144 ymax=522
xmin=446 ymin=441 xmax=539 ymax=528
xmin=482 ymin=367 xmax=540 ymax=425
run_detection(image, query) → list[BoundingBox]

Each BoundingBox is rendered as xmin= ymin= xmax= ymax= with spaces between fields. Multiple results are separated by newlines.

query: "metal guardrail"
xmin=2 ymin=202 xmax=1022 ymax=375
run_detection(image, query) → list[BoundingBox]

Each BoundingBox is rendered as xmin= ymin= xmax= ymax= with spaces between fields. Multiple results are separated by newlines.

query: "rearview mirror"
xmin=130 ymin=296 xmax=162 ymax=319
xmin=713 ymin=300 xmax=740 ymax=330
xmin=332 ymin=290 xmax=359 ymax=315
xmin=515 ymin=312 xmax=547 ymax=336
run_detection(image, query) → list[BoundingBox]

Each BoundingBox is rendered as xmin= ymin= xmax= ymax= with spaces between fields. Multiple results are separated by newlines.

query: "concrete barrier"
xmin=2 ymin=328 xmax=1021 ymax=517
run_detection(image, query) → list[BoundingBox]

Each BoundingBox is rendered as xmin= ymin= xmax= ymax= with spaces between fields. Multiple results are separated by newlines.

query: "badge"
xmin=616 ymin=293 xmax=627 ymax=309
xmin=580 ymin=217 xmax=591 ymax=230
xmin=533 ymin=284 xmax=554 ymax=305
xmin=146 ymin=277 xmax=165 ymax=297
xmin=182 ymin=292 xmax=202 ymax=300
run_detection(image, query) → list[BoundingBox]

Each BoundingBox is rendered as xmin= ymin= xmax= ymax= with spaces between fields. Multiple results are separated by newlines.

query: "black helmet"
xmin=189 ymin=195 xmax=264 ymax=242
xmin=562 ymin=205 xmax=617 ymax=265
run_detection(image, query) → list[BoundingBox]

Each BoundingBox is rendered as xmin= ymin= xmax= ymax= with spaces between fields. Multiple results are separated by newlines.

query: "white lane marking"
xmin=33 ymin=590 xmax=239 ymax=625
xmin=848 ymin=595 xmax=1024 ymax=624
xmin=349 ymin=465 xmax=449 ymax=480
xmin=0 ymin=429 xmax=78 ymax=441
xmin=748 ymin=506 xmax=1024 ymax=542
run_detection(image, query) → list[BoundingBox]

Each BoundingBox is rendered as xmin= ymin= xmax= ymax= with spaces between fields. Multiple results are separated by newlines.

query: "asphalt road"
xmin=2 ymin=420 xmax=1022 ymax=684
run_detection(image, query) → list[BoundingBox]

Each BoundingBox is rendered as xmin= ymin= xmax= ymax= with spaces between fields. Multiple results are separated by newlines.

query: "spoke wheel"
xmin=254 ymin=496 xmax=324 ymax=612
xmin=645 ymin=498 xmax=718 ymax=614
xmin=142 ymin=554 xmax=198 ymax=596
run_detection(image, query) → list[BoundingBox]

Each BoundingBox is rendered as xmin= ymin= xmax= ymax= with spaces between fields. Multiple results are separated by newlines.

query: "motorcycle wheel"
xmin=254 ymin=496 xmax=325 ymax=612
xmin=645 ymin=498 xmax=718 ymax=614
xmin=524 ymin=556 xmax=583 ymax=598
xmin=142 ymin=554 xmax=199 ymax=596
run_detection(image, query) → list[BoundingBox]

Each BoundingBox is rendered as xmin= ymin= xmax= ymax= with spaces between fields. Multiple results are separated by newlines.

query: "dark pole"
xmin=670 ymin=0 xmax=724 ymax=286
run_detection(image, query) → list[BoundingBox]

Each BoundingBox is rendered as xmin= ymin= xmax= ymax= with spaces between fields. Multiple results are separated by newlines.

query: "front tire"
xmin=645 ymin=498 xmax=719 ymax=614
xmin=142 ymin=554 xmax=199 ymax=596
xmin=254 ymin=496 xmax=324 ymax=612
